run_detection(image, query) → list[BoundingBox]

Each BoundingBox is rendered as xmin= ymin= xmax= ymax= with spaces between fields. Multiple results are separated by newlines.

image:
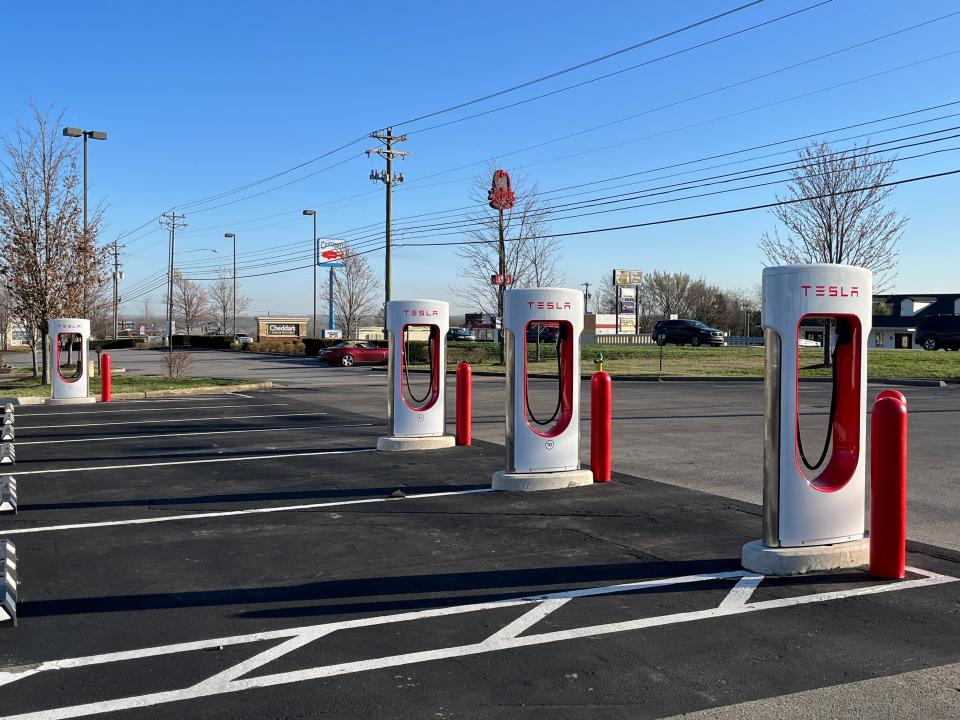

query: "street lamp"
xmin=302 ymin=210 xmax=317 ymax=338
xmin=62 ymin=126 xmax=107 ymax=313
xmin=224 ymin=233 xmax=236 ymax=336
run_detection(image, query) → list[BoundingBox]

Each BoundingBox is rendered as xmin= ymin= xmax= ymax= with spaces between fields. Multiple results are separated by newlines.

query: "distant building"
xmin=798 ymin=293 xmax=960 ymax=349
xmin=871 ymin=294 xmax=960 ymax=349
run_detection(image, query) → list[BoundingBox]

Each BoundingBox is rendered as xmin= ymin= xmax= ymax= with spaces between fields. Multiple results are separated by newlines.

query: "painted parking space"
xmin=1 ymin=388 xmax=959 ymax=719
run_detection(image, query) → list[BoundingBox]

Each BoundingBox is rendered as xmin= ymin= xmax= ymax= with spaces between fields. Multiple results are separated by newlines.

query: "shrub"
xmin=163 ymin=350 xmax=194 ymax=379
xmin=248 ymin=342 xmax=261 ymax=353
xmin=229 ymin=341 xmax=240 ymax=351
xmin=448 ymin=347 xmax=486 ymax=365
xmin=294 ymin=342 xmax=305 ymax=354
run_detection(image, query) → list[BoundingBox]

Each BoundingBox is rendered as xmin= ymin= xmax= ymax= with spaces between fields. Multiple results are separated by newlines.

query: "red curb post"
xmin=455 ymin=362 xmax=472 ymax=446
xmin=870 ymin=393 xmax=908 ymax=579
xmin=591 ymin=371 xmax=612 ymax=482
xmin=101 ymin=353 xmax=112 ymax=403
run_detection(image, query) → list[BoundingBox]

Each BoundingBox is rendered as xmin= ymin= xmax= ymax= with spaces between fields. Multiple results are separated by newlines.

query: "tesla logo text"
xmin=526 ymin=301 xmax=572 ymax=310
xmin=403 ymin=309 xmax=439 ymax=317
xmin=800 ymin=285 xmax=860 ymax=298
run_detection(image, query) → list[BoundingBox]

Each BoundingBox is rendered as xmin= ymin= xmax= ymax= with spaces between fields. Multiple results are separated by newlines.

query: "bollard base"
xmin=492 ymin=469 xmax=594 ymax=492
xmin=44 ymin=396 xmax=97 ymax=405
xmin=741 ymin=538 xmax=869 ymax=576
xmin=377 ymin=435 xmax=456 ymax=452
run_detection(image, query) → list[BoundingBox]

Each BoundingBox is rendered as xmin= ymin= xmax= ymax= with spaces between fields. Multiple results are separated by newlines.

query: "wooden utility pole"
xmin=160 ymin=211 xmax=187 ymax=373
xmin=111 ymin=240 xmax=124 ymax=339
xmin=367 ymin=129 xmax=409 ymax=333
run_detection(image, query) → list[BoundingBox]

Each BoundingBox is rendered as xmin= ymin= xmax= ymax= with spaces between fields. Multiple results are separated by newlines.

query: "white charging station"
xmin=492 ymin=287 xmax=593 ymax=491
xmin=378 ymin=299 xmax=455 ymax=452
xmin=47 ymin=318 xmax=96 ymax=405
xmin=742 ymin=264 xmax=873 ymax=574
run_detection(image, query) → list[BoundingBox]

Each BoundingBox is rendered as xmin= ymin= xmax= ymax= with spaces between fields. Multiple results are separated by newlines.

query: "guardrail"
xmin=588 ymin=334 xmax=656 ymax=346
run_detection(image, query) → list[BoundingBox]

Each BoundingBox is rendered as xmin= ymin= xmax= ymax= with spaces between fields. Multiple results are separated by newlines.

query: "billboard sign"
xmin=618 ymin=286 xmax=636 ymax=300
xmin=619 ymin=300 xmax=636 ymax=314
xmin=614 ymin=269 xmax=643 ymax=286
xmin=618 ymin=317 xmax=636 ymax=334
xmin=317 ymin=239 xmax=346 ymax=268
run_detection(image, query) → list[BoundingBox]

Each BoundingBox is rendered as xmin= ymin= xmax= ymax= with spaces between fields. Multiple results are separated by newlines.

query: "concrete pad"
xmin=44 ymin=396 xmax=97 ymax=405
xmin=377 ymin=435 xmax=456 ymax=452
xmin=492 ymin=468 xmax=594 ymax=491
xmin=741 ymin=538 xmax=870 ymax=575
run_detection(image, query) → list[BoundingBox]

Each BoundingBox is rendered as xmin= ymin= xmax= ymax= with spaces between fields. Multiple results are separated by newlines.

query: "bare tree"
xmin=453 ymin=164 xmax=562 ymax=327
xmin=167 ymin=271 xmax=209 ymax=336
xmin=760 ymin=140 xmax=907 ymax=363
xmin=320 ymin=246 xmax=381 ymax=339
xmin=140 ymin=294 xmax=154 ymax=335
xmin=208 ymin=268 xmax=251 ymax=334
xmin=0 ymin=104 xmax=106 ymax=383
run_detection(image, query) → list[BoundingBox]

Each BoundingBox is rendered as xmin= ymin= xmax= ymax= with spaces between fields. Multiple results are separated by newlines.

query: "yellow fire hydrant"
xmin=594 ymin=352 xmax=604 ymax=372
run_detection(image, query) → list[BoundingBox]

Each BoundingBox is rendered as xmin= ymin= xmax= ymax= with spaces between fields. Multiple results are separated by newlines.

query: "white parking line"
xmin=11 ymin=446 xmax=376 ymax=477
xmin=16 ymin=422 xmax=376 ymax=445
xmin=15 ymin=403 xmax=288 ymax=417
xmin=0 ymin=567 xmax=952 ymax=720
xmin=17 ymin=412 xmax=326 ymax=430
xmin=1 ymin=486 xmax=491 ymax=534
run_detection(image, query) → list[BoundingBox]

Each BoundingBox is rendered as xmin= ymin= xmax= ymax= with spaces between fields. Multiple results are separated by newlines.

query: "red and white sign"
xmin=488 ymin=169 xmax=515 ymax=211
xmin=491 ymin=274 xmax=514 ymax=286
xmin=318 ymin=240 xmax=346 ymax=267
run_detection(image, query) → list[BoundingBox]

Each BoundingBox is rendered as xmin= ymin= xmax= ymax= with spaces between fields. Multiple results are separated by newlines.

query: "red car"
xmin=319 ymin=341 xmax=388 ymax=367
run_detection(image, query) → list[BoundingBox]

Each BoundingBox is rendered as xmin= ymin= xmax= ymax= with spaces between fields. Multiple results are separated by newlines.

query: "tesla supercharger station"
xmin=742 ymin=264 xmax=873 ymax=574
xmin=492 ymin=288 xmax=593 ymax=491
xmin=47 ymin=318 xmax=96 ymax=405
xmin=377 ymin=299 xmax=456 ymax=452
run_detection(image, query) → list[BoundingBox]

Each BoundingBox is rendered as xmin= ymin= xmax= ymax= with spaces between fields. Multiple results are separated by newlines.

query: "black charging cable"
xmin=404 ymin=327 xmax=434 ymax=405
xmin=797 ymin=319 xmax=852 ymax=471
xmin=526 ymin=324 xmax=564 ymax=426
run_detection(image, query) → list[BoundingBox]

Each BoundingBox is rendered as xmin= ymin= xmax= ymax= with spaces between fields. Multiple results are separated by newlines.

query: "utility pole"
xmin=112 ymin=241 xmax=124 ymax=339
xmin=160 ymin=211 xmax=187 ymax=375
xmin=581 ymin=282 xmax=591 ymax=312
xmin=367 ymin=128 xmax=409 ymax=333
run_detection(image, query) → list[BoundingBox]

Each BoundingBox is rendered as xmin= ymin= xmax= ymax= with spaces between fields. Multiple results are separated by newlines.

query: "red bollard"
xmin=101 ymin=352 xmax=112 ymax=403
xmin=455 ymin=362 xmax=472 ymax=446
xmin=590 ymin=371 xmax=612 ymax=482
xmin=870 ymin=393 xmax=908 ymax=579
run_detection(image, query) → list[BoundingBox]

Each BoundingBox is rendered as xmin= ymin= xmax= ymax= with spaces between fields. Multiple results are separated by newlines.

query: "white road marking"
xmin=1 ymin=486 xmax=491 ymax=534
xmin=718 ymin=574 xmax=763 ymax=608
xmin=16 ymin=412 xmax=326 ymax=430
xmin=0 ymin=567 xmax=952 ymax=720
xmin=15 ymin=403 xmax=288 ymax=417
xmin=16 ymin=422 xmax=375 ymax=446
xmin=11 ymin=446 xmax=373 ymax=477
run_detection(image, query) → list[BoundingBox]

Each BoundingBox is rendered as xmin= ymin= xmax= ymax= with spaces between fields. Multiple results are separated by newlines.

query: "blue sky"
xmin=3 ymin=0 xmax=959 ymax=318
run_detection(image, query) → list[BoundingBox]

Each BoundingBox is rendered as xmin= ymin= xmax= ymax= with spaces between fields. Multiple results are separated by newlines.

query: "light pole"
xmin=224 ymin=233 xmax=236 ymax=335
xmin=62 ymin=126 xmax=107 ymax=314
xmin=302 ymin=210 xmax=317 ymax=338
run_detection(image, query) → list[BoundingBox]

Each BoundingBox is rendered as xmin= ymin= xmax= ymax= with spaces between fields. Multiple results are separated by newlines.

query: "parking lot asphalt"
xmin=1 ymin=386 xmax=959 ymax=719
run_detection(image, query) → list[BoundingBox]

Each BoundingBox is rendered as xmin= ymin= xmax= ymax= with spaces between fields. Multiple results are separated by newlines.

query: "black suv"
xmin=915 ymin=315 xmax=960 ymax=351
xmin=651 ymin=319 xmax=724 ymax=347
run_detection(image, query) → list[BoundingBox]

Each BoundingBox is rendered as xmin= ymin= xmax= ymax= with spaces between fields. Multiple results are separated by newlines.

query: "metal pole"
xmin=232 ymin=234 xmax=237 ymax=336
xmin=385 ymin=129 xmax=393 ymax=331
xmin=328 ymin=267 xmax=336 ymax=330
xmin=312 ymin=213 xmax=317 ymax=338
xmin=498 ymin=206 xmax=505 ymax=364
xmin=82 ymin=132 xmax=89 ymax=316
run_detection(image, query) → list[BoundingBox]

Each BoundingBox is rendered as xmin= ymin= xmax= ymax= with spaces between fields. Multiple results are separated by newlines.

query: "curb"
xmin=373 ymin=367 xmax=952 ymax=387
xmin=0 ymin=381 xmax=273 ymax=405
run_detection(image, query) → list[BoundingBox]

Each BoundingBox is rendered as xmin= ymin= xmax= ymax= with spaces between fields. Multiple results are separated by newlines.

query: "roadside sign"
xmin=618 ymin=286 xmax=636 ymax=300
xmin=491 ymin=274 xmax=514 ymax=286
xmin=614 ymin=269 xmax=643 ymax=286
xmin=619 ymin=300 xmax=636 ymax=314
xmin=488 ymin=169 xmax=516 ymax=211
xmin=317 ymin=239 xmax=346 ymax=268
